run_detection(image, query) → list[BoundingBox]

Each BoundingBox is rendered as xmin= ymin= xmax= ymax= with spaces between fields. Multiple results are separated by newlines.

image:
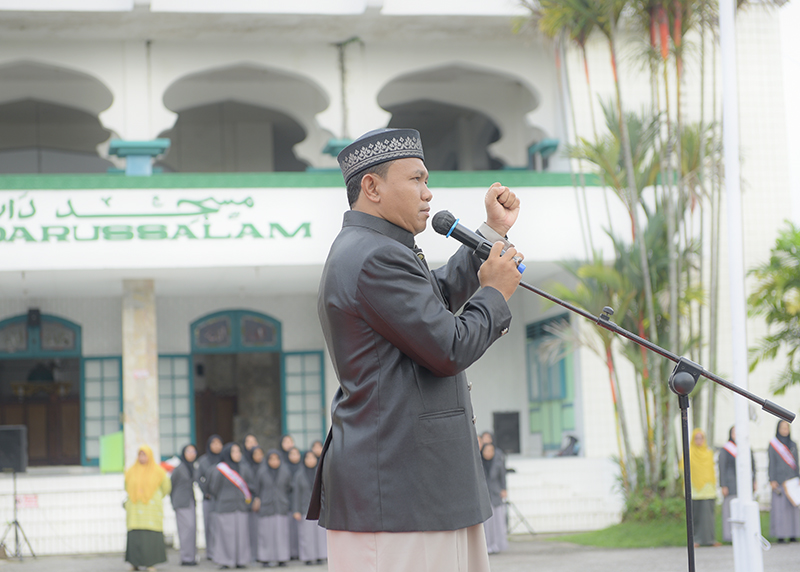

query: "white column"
xmin=720 ymin=1 xmax=763 ymax=570
xmin=122 ymin=279 xmax=160 ymax=467
xmin=122 ymin=41 xmax=152 ymax=140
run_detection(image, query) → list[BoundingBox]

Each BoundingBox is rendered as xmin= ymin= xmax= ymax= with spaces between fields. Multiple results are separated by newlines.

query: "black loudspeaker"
xmin=493 ymin=411 xmax=520 ymax=455
xmin=0 ymin=425 xmax=28 ymax=473
xmin=27 ymin=308 xmax=41 ymax=328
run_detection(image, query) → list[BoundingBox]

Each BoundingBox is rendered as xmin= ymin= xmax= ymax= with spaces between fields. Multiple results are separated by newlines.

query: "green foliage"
xmin=527 ymin=0 xmax=628 ymax=43
xmin=616 ymin=456 xmax=684 ymax=523
xmin=748 ymin=222 xmax=800 ymax=394
xmin=623 ymin=488 xmax=686 ymax=522
xmin=554 ymin=509 xmax=776 ymax=549
xmin=605 ymin=196 xmax=702 ymax=383
xmin=567 ymin=101 xmax=661 ymax=212
xmin=534 ymin=0 xmax=598 ymax=46
xmin=680 ymin=121 xmax=720 ymax=206
xmin=557 ymin=517 xmax=688 ymax=548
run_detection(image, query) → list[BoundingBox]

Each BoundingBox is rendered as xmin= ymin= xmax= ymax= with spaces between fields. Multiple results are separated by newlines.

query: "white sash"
xmin=217 ymin=462 xmax=252 ymax=503
xmin=723 ymin=441 xmax=737 ymax=458
xmin=770 ymin=438 xmax=798 ymax=470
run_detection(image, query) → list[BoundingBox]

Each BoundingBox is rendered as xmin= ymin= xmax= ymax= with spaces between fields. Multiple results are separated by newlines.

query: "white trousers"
xmin=327 ymin=523 xmax=490 ymax=572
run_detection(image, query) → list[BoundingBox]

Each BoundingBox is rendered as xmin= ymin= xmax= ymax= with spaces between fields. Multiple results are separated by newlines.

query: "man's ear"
xmin=360 ymin=173 xmax=381 ymax=204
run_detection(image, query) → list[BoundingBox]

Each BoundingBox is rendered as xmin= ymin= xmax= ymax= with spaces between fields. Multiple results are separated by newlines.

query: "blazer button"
xmin=468 ymin=381 xmax=473 ymax=392
xmin=472 ymin=415 xmax=477 ymax=425
xmin=500 ymin=327 xmax=509 ymax=336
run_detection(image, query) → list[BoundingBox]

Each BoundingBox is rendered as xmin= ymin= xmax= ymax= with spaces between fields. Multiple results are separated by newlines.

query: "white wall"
xmin=0 ymin=293 xmax=323 ymax=357
xmin=0 ymin=456 xmax=620 ymax=558
xmin=156 ymin=294 xmax=322 ymax=355
xmin=0 ymin=29 xmax=561 ymax=168
xmin=0 ymin=298 xmax=122 ymax=356
xmin=0 ymin=469 xmax=195 ymax=556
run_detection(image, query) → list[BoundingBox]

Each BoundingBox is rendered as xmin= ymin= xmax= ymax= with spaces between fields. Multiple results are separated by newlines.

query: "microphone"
xmin=431 ymin=210 xmax=525 ymax=273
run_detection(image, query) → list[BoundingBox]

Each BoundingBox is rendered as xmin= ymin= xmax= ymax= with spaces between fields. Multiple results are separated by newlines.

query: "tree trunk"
xmin=563 ymin=40 xmax=595 ymax=256
xmin=609 ymin=30 xmax=659 ymax=349
xmin=706 ymin=28 xmax=720 ymax=445
xmin=582 ymin=43 xmax=615 ymax=236
xmin=607 ymin=345 xmax=631 ymax=491
xmin=608 ymin=32 xmax=663 ymax=489
xmin=555 ymin=36 xmax=592 ymax=260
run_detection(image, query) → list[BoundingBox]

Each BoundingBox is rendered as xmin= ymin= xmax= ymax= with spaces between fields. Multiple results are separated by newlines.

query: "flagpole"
xmin=719 ymin=1 xmax=764 ymax=570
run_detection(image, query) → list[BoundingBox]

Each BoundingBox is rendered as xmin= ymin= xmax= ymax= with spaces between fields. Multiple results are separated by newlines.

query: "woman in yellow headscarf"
xmin=125 ymin=445 xmax=172 ymax=571
xmin=686 ymin=428 xmax=720 ymax=547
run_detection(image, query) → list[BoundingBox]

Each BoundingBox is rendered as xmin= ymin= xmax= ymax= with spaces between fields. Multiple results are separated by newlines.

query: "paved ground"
xmin=0 ymin=535 xmax=799 ymax=571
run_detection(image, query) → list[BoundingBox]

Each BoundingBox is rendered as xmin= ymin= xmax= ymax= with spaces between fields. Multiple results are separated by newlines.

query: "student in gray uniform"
xmin=718 ymin=426 xmax=756 ymax=543
xmin=769 ymin=420 xmax=800 ymax=542
xmin=242 ymin=439 xmax=262 ymax=564
xmin=481 ymin=443 xmax=508 ymax=554
xmin=171 ymin=444 xmax=199 ymax=566
xmin=197 ymin=434 xmax=223 ymax=561
xmin=254 ymin=449 xmax=292 ymax=567
xmin=293 ymin=451 xmax=327 ymax=565
xmin=480 ymin=431 xmax=506 ymax=467
xmin=279 ymin=435 xmax=295 ymax=464
xmin=285 ymin=446 xmax=302 ymax=560
xmin=209 ymin=443 xmax=253 ymax=569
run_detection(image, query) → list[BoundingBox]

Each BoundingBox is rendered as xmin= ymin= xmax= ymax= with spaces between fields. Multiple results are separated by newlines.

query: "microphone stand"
xmin=513 ymin=277 xmax=795 ymax=572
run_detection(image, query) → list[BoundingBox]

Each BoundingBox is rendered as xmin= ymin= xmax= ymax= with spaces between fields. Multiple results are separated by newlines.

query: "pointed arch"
xmin=378 ymin=63 xmax=546 ymax=168
xmin=160 ymin=63 xmax=332 ymax=171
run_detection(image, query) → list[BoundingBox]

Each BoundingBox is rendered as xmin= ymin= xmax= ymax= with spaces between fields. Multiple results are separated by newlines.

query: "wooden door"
xmin=195 ymin=390 xmax=236 ymax=454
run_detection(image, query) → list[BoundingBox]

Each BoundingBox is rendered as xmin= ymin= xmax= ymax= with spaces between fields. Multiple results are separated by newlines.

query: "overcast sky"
xmin=781 ymin=1 xmax=800 ymax=222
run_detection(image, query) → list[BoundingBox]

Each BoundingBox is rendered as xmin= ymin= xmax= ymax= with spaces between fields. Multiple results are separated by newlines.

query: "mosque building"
xmin=0 ymin=0 xmax=794 ymax=555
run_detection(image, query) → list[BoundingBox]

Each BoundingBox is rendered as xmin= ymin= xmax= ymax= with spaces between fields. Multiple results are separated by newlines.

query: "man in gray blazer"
xmin=310 ymin=128 xmax=523 ymax=572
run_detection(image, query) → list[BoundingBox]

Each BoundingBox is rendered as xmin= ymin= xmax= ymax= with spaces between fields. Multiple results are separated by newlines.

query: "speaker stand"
xmin=0 ymin=471 xmax=36 ymax=560
xmin=505 ymin=498 xmax=536 ymax=535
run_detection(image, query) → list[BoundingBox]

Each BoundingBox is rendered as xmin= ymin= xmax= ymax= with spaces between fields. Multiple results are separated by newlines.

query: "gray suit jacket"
xmin=170 ymin=462 xmax=197 ymax=509
xmin=292 ymin=469 xmax=314 ymax=516
xmin=197 ymin=454 xmax=216 ymax=498
xmin=310 ymin=210 xmax=512 ymax=532
xmin=209 ymin=463 xmax=254 ymax=513
xmin=769 ymin=440 xmax=800 ymax=484
xmin=484 ymin=457 xmax=507 ymax=508
xmin=718 ymin=445 xmax=755 ymax=496
xmin=254 ymin=464 xmax=293 ymax=517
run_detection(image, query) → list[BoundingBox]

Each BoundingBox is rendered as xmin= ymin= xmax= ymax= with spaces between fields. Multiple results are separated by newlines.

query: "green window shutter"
xmin=525 ymin=315 xmax=575 ymax=453
xmin=282 ymin=351 xmax=326 ymax=450
xmin=81 ymin=357 xmax=122 ymax=466
xmin=158 ymin=355 xmax=194 ymax=460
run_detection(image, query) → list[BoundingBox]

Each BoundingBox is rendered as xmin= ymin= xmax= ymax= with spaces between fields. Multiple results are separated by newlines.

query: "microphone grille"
xmin=431 ymin=210 xmax=456 ymax=236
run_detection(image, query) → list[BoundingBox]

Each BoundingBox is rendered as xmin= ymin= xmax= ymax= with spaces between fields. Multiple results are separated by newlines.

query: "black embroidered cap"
xmin=337 ymin=128 xmax=424 ymax=184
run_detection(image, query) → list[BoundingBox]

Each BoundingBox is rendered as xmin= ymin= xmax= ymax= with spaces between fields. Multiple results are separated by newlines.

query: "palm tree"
xmin=569 ymin=104 xmax=667 ymax=487
xmin=549 ymin=255 xmax=637 ymax=490
xmin=679 ymin=120 xmax=718 ymax=429
xmin=588 ymin=1 xmax=664 ymax=403
xmin=608 ymin=195 xmax=703 ymax=492
xmin=529 ymin=0 xmax=599 ymax=257
xmin=568 ymin=101 xmax=660 ymax=229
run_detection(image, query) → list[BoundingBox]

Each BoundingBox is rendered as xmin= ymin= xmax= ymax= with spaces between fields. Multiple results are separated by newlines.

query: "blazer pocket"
xmin=416 ymin=408 xmax=466 ymax=445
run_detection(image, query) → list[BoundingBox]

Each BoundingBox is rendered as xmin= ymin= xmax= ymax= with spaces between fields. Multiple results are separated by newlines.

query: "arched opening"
xmin=157 ymin=101 xmax=308 ymax=172
xmin=378 ymin=63 xmax=544 ymax=169
xmin=386 ymin=99 xmax=503 ymax=171
xmin=160 ymin=64 xmax=331 ymax=173
xmin=0 ymin=313 xmax=89 ymax=466
xmin=190 ymin=310 xmax=324 ymax=454
xmin=0 ymin=61 xmax=114 ymax=174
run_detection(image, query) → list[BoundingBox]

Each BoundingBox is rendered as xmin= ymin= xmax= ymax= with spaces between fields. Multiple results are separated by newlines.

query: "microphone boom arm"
xmin=516 ymin=278 xmax=795 ymax=423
